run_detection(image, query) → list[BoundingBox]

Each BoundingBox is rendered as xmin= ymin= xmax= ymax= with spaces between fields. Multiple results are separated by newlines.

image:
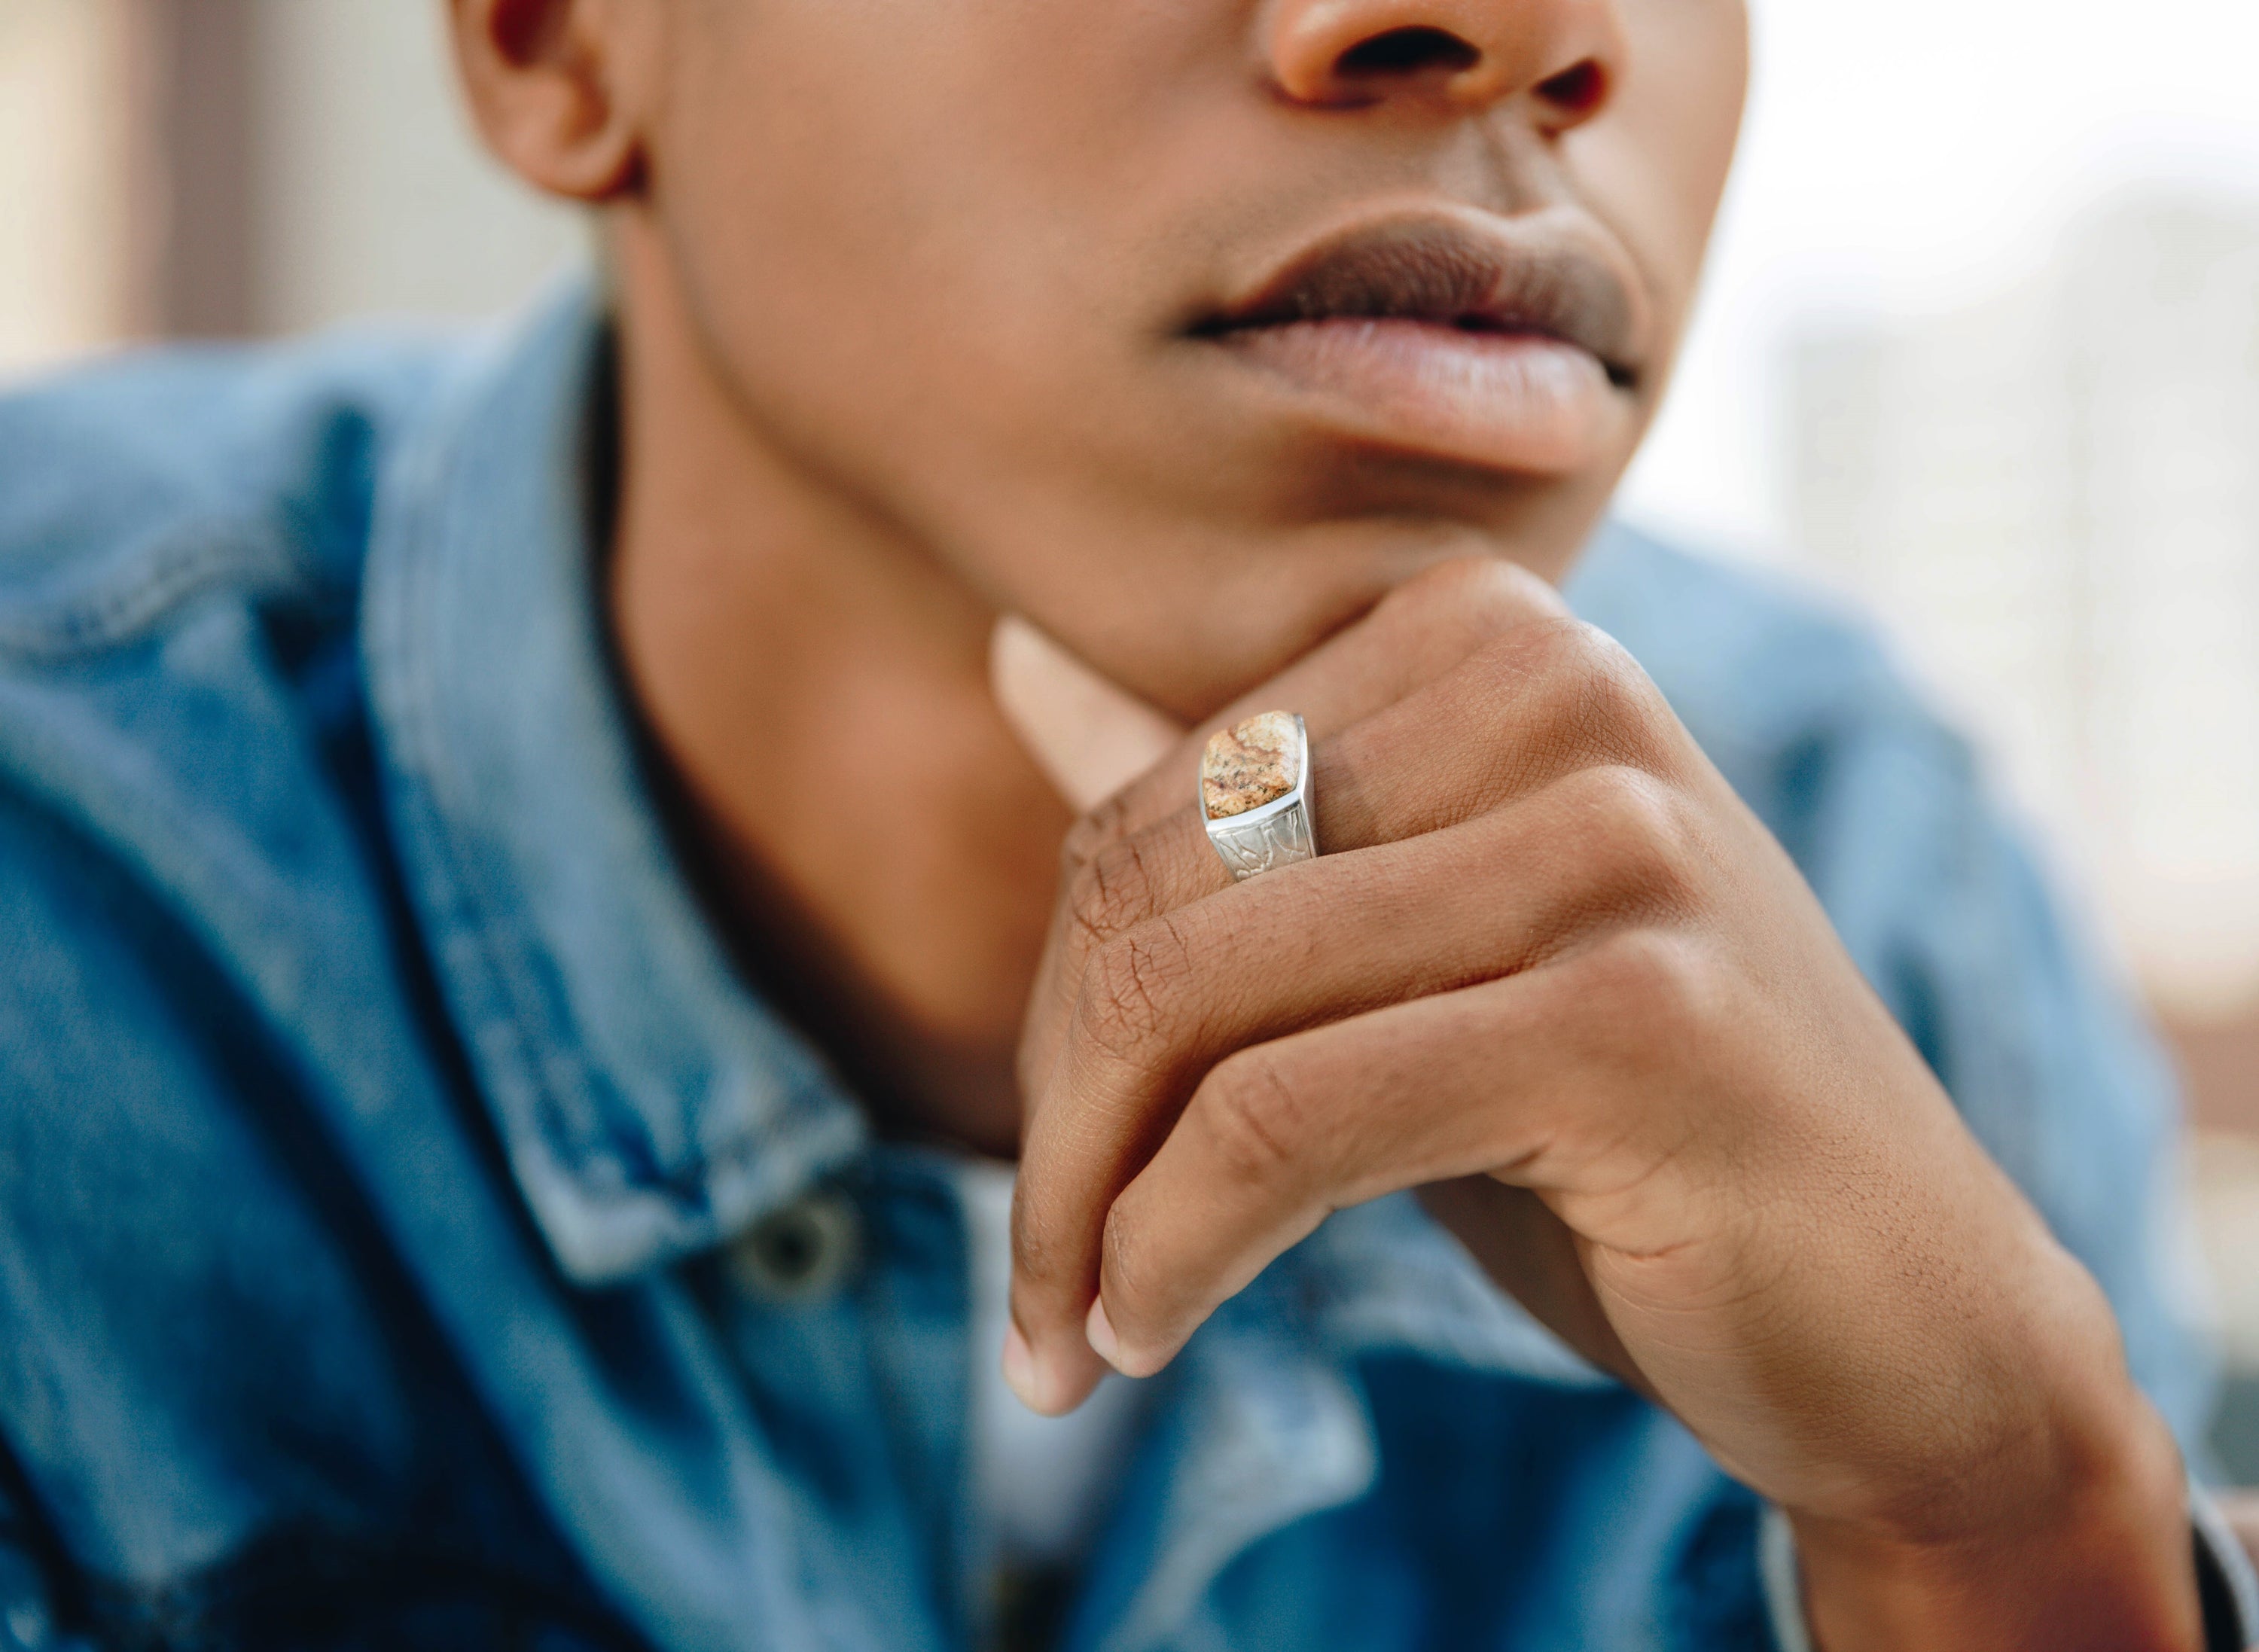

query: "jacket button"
xmin=4 ymin=1603 xmax=50 ymax=1650
xmin=729 ymin=1190 xmax=861 ymax=1304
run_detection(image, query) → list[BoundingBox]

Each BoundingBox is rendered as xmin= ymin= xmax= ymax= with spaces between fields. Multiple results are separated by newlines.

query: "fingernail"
xmin=1085 ymin=1296 xmax=1125 ymax=1371
xmin=1002 ymin=1323 xmax=1041 ymax=1410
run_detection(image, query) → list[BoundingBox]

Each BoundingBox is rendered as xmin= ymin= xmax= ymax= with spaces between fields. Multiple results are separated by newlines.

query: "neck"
xmin=605 ymin=223 xmax=1069 ymax=1157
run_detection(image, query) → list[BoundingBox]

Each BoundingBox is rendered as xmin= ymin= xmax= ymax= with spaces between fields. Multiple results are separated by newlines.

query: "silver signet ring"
xmin=1200 ymin=712 xmax=1319 ymax=882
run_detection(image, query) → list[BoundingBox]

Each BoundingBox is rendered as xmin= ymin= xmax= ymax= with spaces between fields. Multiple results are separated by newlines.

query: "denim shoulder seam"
xmin=0 ymin=512 xmax=317 ymax=665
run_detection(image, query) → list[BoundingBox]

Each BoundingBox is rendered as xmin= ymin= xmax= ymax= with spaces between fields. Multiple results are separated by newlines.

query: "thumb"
xmin=989 ymin=615 xmax=1185 ymax=812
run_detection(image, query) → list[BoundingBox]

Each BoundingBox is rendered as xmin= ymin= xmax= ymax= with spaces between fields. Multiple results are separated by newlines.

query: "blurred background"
xmin=5 ymin=0 xmax=2257 ymax=1469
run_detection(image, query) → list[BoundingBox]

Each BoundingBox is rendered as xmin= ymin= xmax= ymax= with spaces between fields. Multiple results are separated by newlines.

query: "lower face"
xmin=642 ymin=0 xmax=1748 ymax=720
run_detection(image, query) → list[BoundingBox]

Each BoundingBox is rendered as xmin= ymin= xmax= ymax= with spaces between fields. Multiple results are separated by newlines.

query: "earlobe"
xmin=447 ymin=0 xmax=652 ymax=203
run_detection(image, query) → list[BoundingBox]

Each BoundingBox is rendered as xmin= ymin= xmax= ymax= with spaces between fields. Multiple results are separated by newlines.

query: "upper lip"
xmin=1194 ymin=209 xmax=1646 ymax=389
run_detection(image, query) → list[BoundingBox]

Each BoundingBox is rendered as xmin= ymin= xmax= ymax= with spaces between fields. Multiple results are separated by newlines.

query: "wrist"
xmin=1788 ymin=1376 xmax=2203 ymax=1651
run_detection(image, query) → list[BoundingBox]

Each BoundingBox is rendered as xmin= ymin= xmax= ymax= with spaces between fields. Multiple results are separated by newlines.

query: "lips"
xmin=1191 ymin=212 xmax=1646 ymax=475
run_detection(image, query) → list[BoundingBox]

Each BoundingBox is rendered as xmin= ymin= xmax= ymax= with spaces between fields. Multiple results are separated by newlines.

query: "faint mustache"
xmin=1196 ymin=215 xmax=1644 ymax=390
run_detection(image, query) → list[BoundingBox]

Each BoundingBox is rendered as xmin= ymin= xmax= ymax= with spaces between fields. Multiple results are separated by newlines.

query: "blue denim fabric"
xmin=0 ymin=280 xmax=2214 ymax=1652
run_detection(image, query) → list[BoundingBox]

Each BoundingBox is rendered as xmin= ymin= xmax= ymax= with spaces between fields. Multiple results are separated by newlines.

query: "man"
xmin=0 ymin=0 xmax=2248 ymax=1647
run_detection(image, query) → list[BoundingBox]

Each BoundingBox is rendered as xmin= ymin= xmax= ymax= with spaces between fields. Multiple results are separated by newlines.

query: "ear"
xmin=447 ymin=0 xmax=659 ymax=202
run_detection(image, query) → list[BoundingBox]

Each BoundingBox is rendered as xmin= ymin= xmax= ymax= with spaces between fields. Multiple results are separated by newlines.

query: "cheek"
xmin=645 ymin=8 xmax=1224 ymax=604
xmin=652 ymin=32 xmax=1014 ymax=449
xmin=1569 ymin=0 xmax=1749 ymax=355
xmin=648 ymin=7 xmax=1186 ymax=465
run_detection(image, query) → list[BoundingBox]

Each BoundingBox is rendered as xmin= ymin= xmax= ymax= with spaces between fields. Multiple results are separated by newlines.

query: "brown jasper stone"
xmin=1200 ymin=712 xmax=1300 ymax=818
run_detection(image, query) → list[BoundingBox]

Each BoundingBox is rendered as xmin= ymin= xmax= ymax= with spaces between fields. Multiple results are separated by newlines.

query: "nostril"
xmin=1334 ymin=26 xmax=1481 ymax=81
xmin=1535 ymin=59 xmax=1607 ymax=117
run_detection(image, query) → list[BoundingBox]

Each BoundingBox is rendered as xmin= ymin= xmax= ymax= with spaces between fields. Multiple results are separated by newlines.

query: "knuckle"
xmin=1079 ymin=916 xmax=1196 ymax=1058
xmin=1560 ymin=765 xmax=1707 ymax=910
xmin=1199 ymin=1050 xmax=1310 ymax=1189
xmin=1559 ymin=623 xmax=1651 ymax=709
xmin=1065 ymin=829 xmax=1162 ymax=949
xmin=1506 ymin=620 xmax=1675 ymax=762
xmin=1060 ymin=791 xmax=1139 ymax=880
xmin=1008 ymin=1183 xmax=1075 ymax=1289
xmin=1575 ymin=634 xmax=1677 ymax=753
xmin=1098 ymin=1201 xmax=1156 ymax=1315
xmin=1495 ymin=611 xmax=1593 ymax=677
xmin=1573 ymin=928 xmax=1724 ymax=1050
xmin=1465 ymin=614 xmax=1585 ymax=719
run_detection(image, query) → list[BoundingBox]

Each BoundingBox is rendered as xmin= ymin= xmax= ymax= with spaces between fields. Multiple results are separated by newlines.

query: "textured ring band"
xmin=1199 ymin=712 xmax=1319 ymax=881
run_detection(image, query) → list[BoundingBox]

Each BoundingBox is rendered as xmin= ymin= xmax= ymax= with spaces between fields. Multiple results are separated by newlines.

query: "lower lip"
xmin=1209 ymin=317 xmax=1622 ymax=475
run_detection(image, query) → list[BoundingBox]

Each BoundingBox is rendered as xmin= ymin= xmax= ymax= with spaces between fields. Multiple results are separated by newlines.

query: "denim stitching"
xmin=359 ymin=346 xmax=852 ymax=1280
xmin=0 ymin=518 xmax=313 ymax=663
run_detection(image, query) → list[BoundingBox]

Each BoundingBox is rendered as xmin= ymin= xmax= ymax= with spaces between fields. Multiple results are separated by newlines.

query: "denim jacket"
xmin=0 ymin=282 xmax=2237 ymax=1652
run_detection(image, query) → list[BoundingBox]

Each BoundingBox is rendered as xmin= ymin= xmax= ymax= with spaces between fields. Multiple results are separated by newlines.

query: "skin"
xmin=450 ymin=0 xmax=2209 ymax=1644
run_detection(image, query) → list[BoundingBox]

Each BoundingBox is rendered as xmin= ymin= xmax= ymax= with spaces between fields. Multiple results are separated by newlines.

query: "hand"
xmin=1002 ymin=559 xmax=2203 ymax=1650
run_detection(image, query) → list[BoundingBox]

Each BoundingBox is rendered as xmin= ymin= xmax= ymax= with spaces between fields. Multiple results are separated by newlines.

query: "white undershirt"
xmin=953 ymin=1157 xmax=1147 ymax=1568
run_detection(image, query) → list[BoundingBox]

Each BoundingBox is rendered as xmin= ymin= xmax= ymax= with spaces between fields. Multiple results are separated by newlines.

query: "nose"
xmin=1266 ymin=0 xmax=1623 ymax=126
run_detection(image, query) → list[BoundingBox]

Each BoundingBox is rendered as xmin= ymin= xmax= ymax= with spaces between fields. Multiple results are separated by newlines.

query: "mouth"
xmin=1189 ymin=211 xmax=1647 ymax=476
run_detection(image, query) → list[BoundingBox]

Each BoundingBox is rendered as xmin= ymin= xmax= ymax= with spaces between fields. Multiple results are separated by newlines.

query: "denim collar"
xmin=361 ymin=279 xmax=864 ymax=1285
xmin=357 ymin=276 xmax=1614 ymax=1414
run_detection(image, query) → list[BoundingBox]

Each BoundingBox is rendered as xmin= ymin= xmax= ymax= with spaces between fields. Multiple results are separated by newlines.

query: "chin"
xmin=989 ymin=489 xmax=1603 ymax=723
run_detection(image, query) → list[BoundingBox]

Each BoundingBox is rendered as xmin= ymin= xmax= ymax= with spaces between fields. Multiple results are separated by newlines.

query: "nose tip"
xmin=1267 ymin=0 xmax=1621 ymax=126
